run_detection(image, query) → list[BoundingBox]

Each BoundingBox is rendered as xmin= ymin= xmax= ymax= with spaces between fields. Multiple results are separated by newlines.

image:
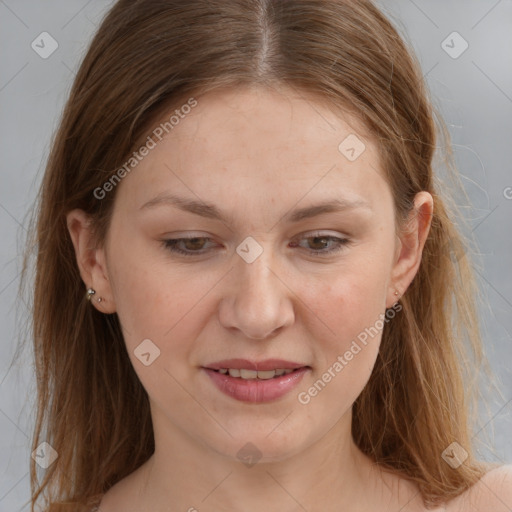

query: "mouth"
xmin=201 ymin=359 xmax=311 ymax=403
xmin=207 ymin=367 xmax=307 ymax=380
xmin=203 ymin=358 xmax=309 ymax=372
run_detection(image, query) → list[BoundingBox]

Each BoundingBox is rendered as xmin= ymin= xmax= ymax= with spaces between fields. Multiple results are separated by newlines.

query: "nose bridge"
xmin=219 ymin=237 xmax=294 ymax=339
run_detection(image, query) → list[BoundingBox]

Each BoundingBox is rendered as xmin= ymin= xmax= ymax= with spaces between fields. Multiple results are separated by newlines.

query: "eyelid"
xmin=160 ymin=230 xmax=348 ymax=245
xmin=299 ymin=229 xmax=348 ymax=238
xmin=160 ymin=230 xmax=352 ymax=258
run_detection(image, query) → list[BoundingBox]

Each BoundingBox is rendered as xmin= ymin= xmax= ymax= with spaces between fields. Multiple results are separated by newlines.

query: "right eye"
xmin=161 ymin=237 xmax=217 ymax=257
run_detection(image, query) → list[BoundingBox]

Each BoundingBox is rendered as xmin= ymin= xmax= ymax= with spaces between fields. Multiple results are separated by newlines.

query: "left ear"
xmin=387 ymin=191 xmax=434 ymax=309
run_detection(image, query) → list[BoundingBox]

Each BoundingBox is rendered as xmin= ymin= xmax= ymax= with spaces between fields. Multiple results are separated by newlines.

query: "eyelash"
xmin=161 ymin=233 xmax=351 ymax=258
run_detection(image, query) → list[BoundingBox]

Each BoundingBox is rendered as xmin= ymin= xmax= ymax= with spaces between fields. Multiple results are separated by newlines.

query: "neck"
xmin=134 ymin=407 xmax=389 ymax=512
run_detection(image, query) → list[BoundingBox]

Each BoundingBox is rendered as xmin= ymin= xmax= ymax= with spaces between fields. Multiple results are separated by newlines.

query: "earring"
xmin=86 ymin=288 xmax=103 ymax=303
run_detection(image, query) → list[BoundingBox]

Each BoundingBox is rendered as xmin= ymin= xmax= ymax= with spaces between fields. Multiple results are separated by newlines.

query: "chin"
xmin=207 ymin=429 xmax=308 ymax=466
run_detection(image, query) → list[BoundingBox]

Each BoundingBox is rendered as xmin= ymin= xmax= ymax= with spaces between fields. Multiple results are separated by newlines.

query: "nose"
xmin=218 ymin=245 xmax=295 ymax=340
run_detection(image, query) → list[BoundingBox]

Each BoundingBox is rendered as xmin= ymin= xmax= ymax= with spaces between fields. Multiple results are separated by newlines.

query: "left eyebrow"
xmin=284 ymin=198 xmax=373 ymax=223
xmin=139 ymin=193 xmax=372 ymax=224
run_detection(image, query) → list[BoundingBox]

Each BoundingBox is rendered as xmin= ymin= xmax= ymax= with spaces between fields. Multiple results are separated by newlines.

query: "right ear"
xmin=66 ymin=209 xmax=117 ymax=313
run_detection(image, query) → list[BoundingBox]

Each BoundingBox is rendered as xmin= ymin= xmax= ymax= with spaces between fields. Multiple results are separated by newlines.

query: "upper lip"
xmin=203 ymin=358 xmax=310 ymax=371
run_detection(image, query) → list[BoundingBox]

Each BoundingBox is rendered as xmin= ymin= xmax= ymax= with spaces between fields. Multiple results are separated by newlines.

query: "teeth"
xmin=253 ymin=370 xmax=276 ymax=380
xmin=217 ymin=368 xmax=296 ymax=379
xmin=240 ymin=369 xmax=259 ymax=379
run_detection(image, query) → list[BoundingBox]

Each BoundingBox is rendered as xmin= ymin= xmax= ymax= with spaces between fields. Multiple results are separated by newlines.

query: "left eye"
xmin=161 ymin=233 xmax=350 ymax=257
xmin=289 ymin=234 xmax=351 ymax=256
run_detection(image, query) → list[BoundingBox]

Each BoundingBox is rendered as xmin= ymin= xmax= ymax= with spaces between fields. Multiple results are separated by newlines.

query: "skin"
xmin=66 ymin=85 xmax=512 ymax=512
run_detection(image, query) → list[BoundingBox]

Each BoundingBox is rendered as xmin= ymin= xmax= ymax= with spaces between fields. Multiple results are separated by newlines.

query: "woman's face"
xmin=79 ymin=85 xmax=431 ymax=463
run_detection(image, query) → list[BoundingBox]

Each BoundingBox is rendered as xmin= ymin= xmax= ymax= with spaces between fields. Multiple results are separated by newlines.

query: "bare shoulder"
xmin=446 ymin=465 xmax=512 ymax=512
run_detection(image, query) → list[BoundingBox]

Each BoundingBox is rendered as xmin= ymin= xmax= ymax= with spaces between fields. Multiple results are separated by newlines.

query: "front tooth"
xmin=239 ymin=369 xmax=258 ymax=379
xmin=256 ymin=370 xmax=276 ymax=380
xmin=224 ymin=369 xmax=290 ymax=379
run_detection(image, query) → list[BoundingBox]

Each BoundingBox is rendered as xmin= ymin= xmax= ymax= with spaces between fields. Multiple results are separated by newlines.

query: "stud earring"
xmin=86 ymin=288 xmax=103 ymax=303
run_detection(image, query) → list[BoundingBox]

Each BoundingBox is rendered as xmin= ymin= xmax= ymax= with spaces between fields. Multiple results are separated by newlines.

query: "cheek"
xmin=108 ymin=259 xmax=206 ymax=397
xmin=304 ymin=261 xmax=389 ymax=345
xmin=298 ymin=277 xmax=384 ymax=413
xmin=107 ymin=241 xmax=201 ymax=350
xmin=298 ymin=260 xmax=388 ymax=402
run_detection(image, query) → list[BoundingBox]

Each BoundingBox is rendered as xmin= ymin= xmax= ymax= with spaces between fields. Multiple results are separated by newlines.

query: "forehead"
xmin=114 ymin=85 xmax=390 ymax=219
xmin=167 ymin=85 xmax=373 ymax=165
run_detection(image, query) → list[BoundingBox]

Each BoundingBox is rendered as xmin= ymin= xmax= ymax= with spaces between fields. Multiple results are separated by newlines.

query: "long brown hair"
xmin=17 ymin=0 xmax=493 ymax=510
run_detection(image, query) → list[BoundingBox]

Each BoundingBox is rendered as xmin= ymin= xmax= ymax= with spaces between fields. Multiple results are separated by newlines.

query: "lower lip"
xmin=202 ymin=367 xmax=310 ymax=403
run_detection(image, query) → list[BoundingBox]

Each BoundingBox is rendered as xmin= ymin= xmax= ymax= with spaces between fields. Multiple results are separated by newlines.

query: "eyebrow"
xmin=139 ymin=193 xmax=372 ymax=224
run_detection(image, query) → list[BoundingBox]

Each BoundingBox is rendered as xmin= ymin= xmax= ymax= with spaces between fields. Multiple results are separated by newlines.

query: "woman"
xmin=22 ymin=0 xmax=511 ymax=511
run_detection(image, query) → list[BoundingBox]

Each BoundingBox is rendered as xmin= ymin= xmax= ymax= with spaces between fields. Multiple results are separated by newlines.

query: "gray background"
xmin=0 ymin=1 xmax=511 ymax=510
